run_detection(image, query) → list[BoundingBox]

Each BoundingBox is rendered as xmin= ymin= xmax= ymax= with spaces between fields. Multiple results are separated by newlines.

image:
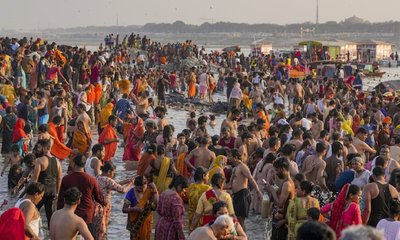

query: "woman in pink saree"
xmin=320 ymin=183 xmax=362 ymax=238
xmin=123 ymin=115 xmax=145 ymax=161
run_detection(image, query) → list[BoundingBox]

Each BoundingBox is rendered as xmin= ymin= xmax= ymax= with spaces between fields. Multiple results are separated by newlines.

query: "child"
xmin=8 ymin=164 xmax=22 ymax=191
xmin=307 ymin=207 xmax=321 ymax=222
xmin=186 ymin=111 xmax=196 ymax=129
xmin=209 ymin=114 xmax=217 ymax=129
xmin=175 ymin=133 xmax=189 ymax=178
xmin=1 ymin=144 xmax=22 ymax=177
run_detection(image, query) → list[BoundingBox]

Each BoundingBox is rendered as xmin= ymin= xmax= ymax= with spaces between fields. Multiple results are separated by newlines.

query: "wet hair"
xmin=212 ymin=201 xmax=228 ymax=216
xmin=26 ymin=182 xmax=45 ymax=195
xmin=38 ymin=124 xmax=49 ymax=133
xmin=237 ymin=124 xmax=248 ymax=133
xmin=273 ymin=157 xmax=290 ymax=171
xmin=190 ymin=111 xmax=196 ymax=118
xmin=134 ymin=175 xmax=145 ymax=186
xmin=211 ymin=173 xmax=225 ymax=188
xmin=241 ymin=131 xmax=253 ymax=141
xmin=388 ymin=198 xmax=400 ymax=216
xmin=72 ymin=154 xmax=86 ymax=168
xmin=177 ymin=133 xmax=186 ymax=139
xmin=199 ymin=136 xmax=209 ymax=145
xmin=37 ymin=139 xmax=51 ymax=149
xmin=307 ymin=207 xmax=321 ymax=221
xmin=187 ymin=140 xmax=198 ymax=152
xmin=64 ymin=187 xmax=82 ymax=205
xmin=193 ymin=167 xmax=207 ymax=182
xmin=168 ymin=175 xmax=188 ymax=189
xmin=101 ymin=161 xmax=116 ymax=173
xmin=198 ymin=116 xmax=208 ymax=125
xmin=319 ymin=130 xmax=329 ymax=139
xmin=346 ymin=184 xmax=361 ymax=199
xmin=316 ymin=142 xmax=327 ymax=153
xmin=211 ymin=135 xmax=220 ymax=145
xmin=146 ymin=143 xmax=157 ymax=154
xmin=295 ymin=173 xmax=306 ymax=183
xmin=356 ymin=127 xmax=368 ymax=135
xmin=331 ymin=142 xmax=343 ymax=155
xmin=375 ymin=157 xmax=386 ymax=169
xmin=300 ymin=181 xmax=314 ymax=195
xmin=52 ymin=115 xmax=62 ymax=125
xmin=231 ymin=149 xmax=241 ymax=159
xmin=259 ymin=152 xmax=276 ymax=173
xmin=269 ymin=136 xmax=280 ymax=148
xmin=23 ymin=153 xmax=36 ymax=166
xmin=268 ymin=126 xmax=279 ymax=136
xmin=296 ymin=221 xmax=336 ymax=240
xmin=372 ymin=166 xmax=385 ymax=177
xmin=92 ymin=143 xmax=104 ymax=154
xmin=108 ymin=114 xmax=117 ymax=123
xmin=280 ymin=143 xmax=296 ymax=156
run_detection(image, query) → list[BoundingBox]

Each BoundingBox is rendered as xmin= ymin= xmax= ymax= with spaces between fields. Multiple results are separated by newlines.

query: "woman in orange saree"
xmin=123 ymin=116 xmax=145 ymax=161
xmin=123 ymin=176 xmax=158 ymax=240
xmin=71 ymin=120 xmax=92 ymax=155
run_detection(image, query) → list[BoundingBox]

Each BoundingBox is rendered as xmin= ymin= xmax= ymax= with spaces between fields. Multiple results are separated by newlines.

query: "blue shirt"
xmin=115 ymin=98 xmax=132 ymax=119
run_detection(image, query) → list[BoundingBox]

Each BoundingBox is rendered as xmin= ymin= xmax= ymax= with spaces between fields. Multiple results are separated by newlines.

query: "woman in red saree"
xmin=12 ymin=118 xmax=28 ymax=155
xmin=320 ymin=184 xmax=362 ymax=238
xmin=123 ymin=116 xmax=145 ymax=161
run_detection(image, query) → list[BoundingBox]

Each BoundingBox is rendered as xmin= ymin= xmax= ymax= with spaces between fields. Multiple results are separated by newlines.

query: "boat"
xmin=364 ymin=71 xmax=386 ymax=77
xmin=361 ymin=64 xmax=386 ymax=78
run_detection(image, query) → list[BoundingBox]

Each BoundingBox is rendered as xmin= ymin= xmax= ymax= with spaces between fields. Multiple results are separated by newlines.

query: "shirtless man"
xmin=353 ymin=127 xmax=376 ymax=163
xmin=287 ymin=128 xmax=303 ymax=151
xmin=185 ymin=136 xmax=216 ymax=171
xmin=310 ymin=113 xmax=324 ymax=140
xmin=188 ymin=215 xmax=233 ymax=240
xmin=265 ymin=157 xmax=295 ymax=240
xmin=228 ymin=149 xmax=262 ymax=231
xmin=132 ymin=90 xmax=149 ymax=117
xmin=301 ymin=142 xmax=328 ymax=190
xmin=293 ymin=79 xmax=305 ymax=113
xmin=238 ymin=132 xmax=253 ymax=164
xmin=155 ymin=107 xmax=168 ymax=132
xmin=50 ymin=187 xmax=93 ymax=240
xmin=220 ymin=108 xmax=240 ymax=138
xmin=285 ymin=79 xmax=295 ymax=113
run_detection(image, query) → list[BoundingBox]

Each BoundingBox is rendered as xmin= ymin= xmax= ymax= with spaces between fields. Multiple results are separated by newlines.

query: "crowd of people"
xmin=0 ymin=34 xmax=399 ymax=240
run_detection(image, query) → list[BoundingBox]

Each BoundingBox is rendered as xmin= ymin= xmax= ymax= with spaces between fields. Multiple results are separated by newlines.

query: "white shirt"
xmin=377 ymin=219 xmax=400 ymax=240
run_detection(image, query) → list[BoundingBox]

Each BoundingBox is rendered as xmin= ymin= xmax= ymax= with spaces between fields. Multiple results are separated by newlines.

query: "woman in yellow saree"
xmin=188 ymin=167 xmax=211 ymax=227
xmin=152 ymin=145 xmax=177 ymax=193
xmin=287 ymin=181 xmax=320 ymax=240
xmin=123 ymin=176 xmax=159 ymax=240
xmin=71 ymin=120 xmax=92 ymax=155
xmin=208 ymin=155 xmax=226 ymax=184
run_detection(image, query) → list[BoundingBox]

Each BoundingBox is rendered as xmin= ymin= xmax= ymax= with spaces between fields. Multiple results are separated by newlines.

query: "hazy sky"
xmin=2 ymin=0 xmax=400 ymax=30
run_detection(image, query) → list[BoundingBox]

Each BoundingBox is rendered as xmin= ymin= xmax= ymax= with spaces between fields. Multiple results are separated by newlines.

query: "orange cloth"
xmin=257 ymin=110 xmax=270 ymax=132
xmin=188 ymin=82 xmax=196 ymax=98
xmin=56 ymin=125 xmax=65 ymax=143
xmin=94 ymin=84 xmax=103 ymax=105
xmin=98 ymin=124 xmax=118 ymax=162
xmin=137 ymin=152 xmax=156 ymax=176
xmin=176 ymin=152 xmax=190 ymax=178
xmin=127 ymin=188 xmax=154 ymax=240
xmin=71 ymin=122 xmax=92 ymax=155
xmin=119 ymin=80 xmax=130 ymax=95
xmin=123 ymin=122 xmax=132 ymax=142
xmin=48 ymin=122 xmax=71 ymax=160
xmin=87 ymin=85 xmax=95 ymax=105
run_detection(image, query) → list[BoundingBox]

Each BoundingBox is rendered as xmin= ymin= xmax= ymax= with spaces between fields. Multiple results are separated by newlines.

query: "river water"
xmin=0 ymin=67 xmax=399 ymax=239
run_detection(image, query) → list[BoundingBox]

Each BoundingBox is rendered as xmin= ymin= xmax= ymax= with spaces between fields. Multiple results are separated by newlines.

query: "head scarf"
xmin=12 ymin=118 xmax=27 ymax=143
xmin=100 ymin=103 xmax=114 ymax=128
xmin=208 ymin=155 xmax=226 ymax=183
xmin=327 ymin=183 xmax=350 ymax=237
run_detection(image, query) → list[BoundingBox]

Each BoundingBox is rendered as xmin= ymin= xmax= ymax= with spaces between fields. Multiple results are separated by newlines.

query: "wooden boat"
xmin=364 ymin=71 xmax=386 ymax=77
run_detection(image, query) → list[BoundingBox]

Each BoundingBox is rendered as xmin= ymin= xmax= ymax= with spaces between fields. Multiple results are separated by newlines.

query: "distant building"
xmin=298 ymin=39 xmax=357 ymax=61
xmin=356 ymin=40 xmax=393 ymax=63
xmin=250 ymin=39 xmax=272 ymax=56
